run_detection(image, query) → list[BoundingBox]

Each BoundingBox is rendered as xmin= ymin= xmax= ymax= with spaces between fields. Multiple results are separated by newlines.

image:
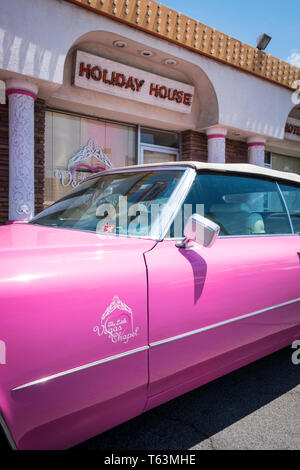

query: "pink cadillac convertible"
xmin=0 ymin=162 xmax=299 ymax=449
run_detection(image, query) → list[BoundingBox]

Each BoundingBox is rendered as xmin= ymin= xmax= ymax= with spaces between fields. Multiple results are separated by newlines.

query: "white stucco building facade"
xmin=0 ymin=0 xmax=299 ymax=222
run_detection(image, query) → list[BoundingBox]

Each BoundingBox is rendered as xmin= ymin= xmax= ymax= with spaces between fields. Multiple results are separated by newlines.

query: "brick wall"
xmin=0 ymin=103 xmax=9 ymax=225
xmin=181 ymin=130 xmax=248 ymax=164
xmin=34 ymin=99 xmax=46 ymax=215
xmin=0 ymin=98 xmax=46 ymax=225
xmin=225 ymin=138 xmax=248 ymax=163
xmin=181 ymin=130 xmax=208 ymax=162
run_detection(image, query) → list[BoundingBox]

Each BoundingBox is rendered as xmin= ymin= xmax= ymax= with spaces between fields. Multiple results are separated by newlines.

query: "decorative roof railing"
xmin=65 ymin=0 xmax=300 ymax=90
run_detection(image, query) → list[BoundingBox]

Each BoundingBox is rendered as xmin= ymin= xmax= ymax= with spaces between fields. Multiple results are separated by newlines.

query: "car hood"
xmin=0 ymin=223 xmax=156 ymax=252
xmin=0 ymin=223 xmax=156 ymax=281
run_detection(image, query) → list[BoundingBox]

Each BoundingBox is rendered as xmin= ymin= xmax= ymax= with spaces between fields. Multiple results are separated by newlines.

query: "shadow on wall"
xmin=0 ymin=29 xmax=64 ymax=84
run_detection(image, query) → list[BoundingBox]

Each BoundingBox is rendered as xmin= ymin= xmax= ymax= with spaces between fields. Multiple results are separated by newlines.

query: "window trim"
xmin=139 ymin=143 xmax=180 ymax=165
xmin=140 ymin=125 xmax=180 ymax=149
xmin=276 ymin=182 xmax=294 ymax=234
xmin=137 ymin=125 xmax=181 ymax=165
xmin=278 ymin=180 xmax=300 ymax=235
xmin=165 ymin=233 xmax=300 ymax=241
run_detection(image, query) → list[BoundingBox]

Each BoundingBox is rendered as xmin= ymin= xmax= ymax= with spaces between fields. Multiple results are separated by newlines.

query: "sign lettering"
xmin=74 ymin=51 xmax=194 ymax=114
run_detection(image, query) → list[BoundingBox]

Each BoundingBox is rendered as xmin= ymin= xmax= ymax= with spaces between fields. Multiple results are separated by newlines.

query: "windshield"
xmin=30 ymin=169 xmax=186 ymax=238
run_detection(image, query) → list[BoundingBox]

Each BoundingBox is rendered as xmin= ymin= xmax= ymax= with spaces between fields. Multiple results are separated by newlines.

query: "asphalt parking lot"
xmin=1 ymin=347 xmax=299 ymax=450
xmin=76 ymin=347 xmax=300 ymax=451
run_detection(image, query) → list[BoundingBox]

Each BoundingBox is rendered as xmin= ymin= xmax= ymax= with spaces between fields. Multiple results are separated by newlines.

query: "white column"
xmin=6 ymin=79 xmax=38 ymax=222
xmin=247 ymin=136 xmax=266 ymax=167
xmin=206 ymin=127 xmax=227 ymax=163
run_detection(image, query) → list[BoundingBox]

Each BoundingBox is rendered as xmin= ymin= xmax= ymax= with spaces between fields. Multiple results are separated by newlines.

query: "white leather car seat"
xmin=208 ymin=203 xmax=265 ymax=235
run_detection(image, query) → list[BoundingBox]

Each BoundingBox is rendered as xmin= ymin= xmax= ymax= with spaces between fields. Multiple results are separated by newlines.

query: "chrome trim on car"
xmin=217 ymin=234 xmax=299 ymax=239
xmin=11 ymin=298 xmax=300 ymax=392
xmin=154 ymin=168 xmax=196 ymax=240
xmin=11 ymin=346 xmax=149 ymax=392
xmin=149 ymin=298 xmax=300 ymax=348
xmin=86 ymin=165 xmax=192 ymax=180
xmin=0 ymin=413 xmax=17 ymax=450
xmin=165 ymin=233 xmax=300 ymax=241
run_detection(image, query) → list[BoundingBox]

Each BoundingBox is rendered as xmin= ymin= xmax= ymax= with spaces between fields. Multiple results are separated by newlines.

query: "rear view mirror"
xmin=177 ymin=214 xmax=220 ymax=249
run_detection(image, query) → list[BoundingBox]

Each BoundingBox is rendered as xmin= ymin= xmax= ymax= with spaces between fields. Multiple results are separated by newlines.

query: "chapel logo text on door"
xmin=93 ymin=296 xmax=139 ymax=344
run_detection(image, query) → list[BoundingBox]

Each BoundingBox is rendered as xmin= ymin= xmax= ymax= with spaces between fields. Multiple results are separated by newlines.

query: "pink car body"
xmin=0 ymin=162 xmax=299 ymax=449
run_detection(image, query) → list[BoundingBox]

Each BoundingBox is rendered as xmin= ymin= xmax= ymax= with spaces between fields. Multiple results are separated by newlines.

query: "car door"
xmin=0 ymin=228 xmax=153 ymax=450
xmin=144 ymin=172 xmax=300 ymax=410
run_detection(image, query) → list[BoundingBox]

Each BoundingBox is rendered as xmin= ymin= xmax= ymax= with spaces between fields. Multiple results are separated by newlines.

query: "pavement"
xmin=76 ymin=346 xmax=300 ymax=450
xmin=1 ymin=347 xmax=299 ymax=450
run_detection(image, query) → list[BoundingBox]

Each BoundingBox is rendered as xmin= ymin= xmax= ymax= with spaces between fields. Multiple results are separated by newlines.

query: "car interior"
xmin=175 ymin=172 xmax=300 ymax=237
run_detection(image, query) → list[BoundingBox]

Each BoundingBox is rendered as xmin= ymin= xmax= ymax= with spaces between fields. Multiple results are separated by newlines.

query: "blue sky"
xmin=164 ymin=0 xmax=300 ymax=66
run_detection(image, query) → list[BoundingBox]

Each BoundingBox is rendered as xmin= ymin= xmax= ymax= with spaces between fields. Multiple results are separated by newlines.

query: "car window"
xmin=30 ymin=169 xmax=185 ymax=237
xmin=170 ymin=172 xmax=293 ymax=237
xmin=279 ymin=183 xmax=300 ymax=234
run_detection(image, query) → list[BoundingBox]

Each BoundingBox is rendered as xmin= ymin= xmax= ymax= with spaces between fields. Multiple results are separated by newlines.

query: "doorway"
xmin=139 ymin=127 xmax=180 ymax=165
xmin=140 ymin=144 xmax=180 ymax=165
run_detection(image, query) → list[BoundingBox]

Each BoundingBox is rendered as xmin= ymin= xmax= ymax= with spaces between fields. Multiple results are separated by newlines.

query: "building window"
xmin=264 ymin=151 xmax=272 ymax=168
xmin=45 ymin=111 xmax=136 ymax=207
xmin=140 ymin=127 xmax=179 ymax=148
xmin=44 ymin=113 xmax=180 ymax=208
xmin=271 ymin=153 xmax=300 ymax=175
xmin=0 ymin=80 xmax=5 ymax=105
xmin=139 ymin=127 xmax=180 ymax=165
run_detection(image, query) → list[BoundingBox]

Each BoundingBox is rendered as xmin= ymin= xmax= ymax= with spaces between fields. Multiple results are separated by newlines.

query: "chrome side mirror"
xmin=176 ymin=214 xmax=220 ymax=249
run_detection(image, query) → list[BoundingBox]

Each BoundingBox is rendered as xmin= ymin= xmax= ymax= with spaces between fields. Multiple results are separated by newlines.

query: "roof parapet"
xmin=65 ymin=0 xmax=299 ymax=91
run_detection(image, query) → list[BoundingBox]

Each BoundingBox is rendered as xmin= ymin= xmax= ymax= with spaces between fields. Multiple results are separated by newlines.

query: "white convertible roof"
xmin=103 ymin=161 xmax=300 ymax=185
